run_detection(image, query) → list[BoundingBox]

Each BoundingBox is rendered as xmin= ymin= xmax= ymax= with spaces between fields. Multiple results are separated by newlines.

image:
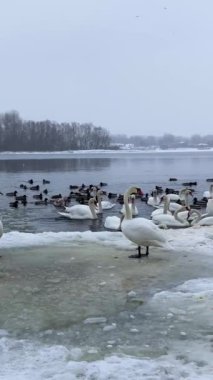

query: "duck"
xmin=16 ymin=194 xmax=27 ymax=201
xmin=20 ymin=184 xmax=28 ymax=190
xmin=58 ymin=197 xmax=98 ymax=220
xmin=33 ymin=193 xmax=43 ymax=200
xmin=108 ymin=192 xmax=118 ymax=199
xmin=43 ymin=179 xmax=50 ymax=184
xmin=30 ymin=185 xmax=40 ymax=191
xmin=6 ymin=191 xmax=17 ymax=197
xmin=121 ymin=186 xmax=169 ymax=258
xmin=35 ymin=198 xmax=49 ymax=205
xmin=51 ymin=193 xmax=62 ymax=199
xmin=9 ymin=200 xmax=19 ymax=208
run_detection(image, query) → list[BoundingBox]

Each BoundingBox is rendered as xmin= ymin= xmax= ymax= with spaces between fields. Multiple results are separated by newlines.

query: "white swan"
xmin=205 ymin=198 xmax=213 ymax=216
xmin=100 ymin=200 xmax=116 ymax=210
xmin=120 ymin=194 xmax=139 ymax=216
xmin=167 ymin=193 xmax=180 ymax=202
xmin=96 ymin=190 xmax=115 ymax=211
xmin=153 ymin=188 xmax=191 ymax=215
xmin=175 ymin=189 xmax=192 ymax=215
xmin=173 ymin=206 xmax=200 ymax=227
xmin=152 ymin=196 xmax=187 ymax=228
xmin=121 ymin=186 xmax=169 ymax=258
xmin=151 ymin=195 xmax=172 ymax=218
xmin=189 ymin=209 xmax=213 ymax=226
xmin=58 ymin=198 xmax=98 ymax=220
xmin=203 ymin=184 xmax=213 ymax=199
xmin=0 ymin=219 xmax=3 ymax=238
xmin=0 ymin=218 xmax=3 ymax=258
xmin=201 ymin=184 xmax=213 ymax=217
xmin=196 ymin=216 xmax=213 ymax=226
xmin=104 ymin=215 xmax=122 ymax=230
xmin=147 ymin=190 xmax=161 ymax=208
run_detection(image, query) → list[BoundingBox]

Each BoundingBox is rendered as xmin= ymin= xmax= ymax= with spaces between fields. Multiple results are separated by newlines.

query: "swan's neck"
xmin=124 ymin=191 xmax=132 ymax=220
xmin=89 ymin=201 xmax=97 ymax=219
xmin=174 ymin=207 xmax=188 ymax=225
xmin=97 ymin=193 xmax=103 ymax=213
xmin=153 ymin=191 xmax=158 ymax=202
xmin=189 ymin=209 xmax=202 ymax=224
xmin=185 ymin=193 xmax=190 ymax=208
xmin=163 ymin=196 xmax=169 ymax=214
xmin=131 ymin=198 xmax=136 ymax=212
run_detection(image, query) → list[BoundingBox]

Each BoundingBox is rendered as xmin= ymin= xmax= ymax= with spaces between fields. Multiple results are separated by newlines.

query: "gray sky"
xmin=1 ymin=0 xmax=213 ymax=136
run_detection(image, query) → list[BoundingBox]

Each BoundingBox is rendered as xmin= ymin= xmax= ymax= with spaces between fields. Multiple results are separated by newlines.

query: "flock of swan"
xmin=57 ymin=184 xmax=213 ymax=258
xmin=1 ymin=182 xmax=213 ymax=259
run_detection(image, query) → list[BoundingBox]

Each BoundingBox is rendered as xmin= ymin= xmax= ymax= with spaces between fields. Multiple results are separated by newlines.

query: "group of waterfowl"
xmin=54 ymin=181 xmax=213 ymax=258
xmin=1 ymin=178 xmax=213 ymax=258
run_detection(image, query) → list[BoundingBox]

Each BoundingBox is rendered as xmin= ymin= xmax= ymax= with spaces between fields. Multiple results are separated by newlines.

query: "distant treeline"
xmin=1 ymin=111 xmax=212 ymax=151
xmin=111 ymin=133 xmax=213 ymax=149
xmin=0 ymin=111 xmax=111 ymax=151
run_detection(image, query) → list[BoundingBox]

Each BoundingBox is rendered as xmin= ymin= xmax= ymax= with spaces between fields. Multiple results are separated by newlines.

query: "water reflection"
xmin=0 ymin=158 xmax=112 ymax=172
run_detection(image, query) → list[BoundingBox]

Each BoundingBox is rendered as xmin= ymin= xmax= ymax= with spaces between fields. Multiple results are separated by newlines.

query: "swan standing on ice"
xmin=121 ymin=186 xmax=168 ymax=258
xmin=58 ymin=198 xmax=98 ymax=220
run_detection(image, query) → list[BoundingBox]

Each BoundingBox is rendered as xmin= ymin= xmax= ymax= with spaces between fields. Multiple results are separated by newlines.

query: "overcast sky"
xmin=0 ymin=0 xmax=213 ymax=136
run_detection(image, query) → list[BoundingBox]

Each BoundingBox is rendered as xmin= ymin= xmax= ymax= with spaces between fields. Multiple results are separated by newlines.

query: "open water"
xmin=0 ymin=149 xmax=213 ymax=379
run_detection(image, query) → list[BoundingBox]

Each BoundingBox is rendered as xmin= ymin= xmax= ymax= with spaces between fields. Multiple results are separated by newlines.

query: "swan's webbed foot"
xmin=128 ymin=246 xmax=149 ymax=259
xmin=129 ymin=246 xmax=142 ymax=259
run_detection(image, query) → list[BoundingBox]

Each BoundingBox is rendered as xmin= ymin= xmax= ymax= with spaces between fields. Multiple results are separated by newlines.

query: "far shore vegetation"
xmin=0 ymin=111 xmax=212 ymax=152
